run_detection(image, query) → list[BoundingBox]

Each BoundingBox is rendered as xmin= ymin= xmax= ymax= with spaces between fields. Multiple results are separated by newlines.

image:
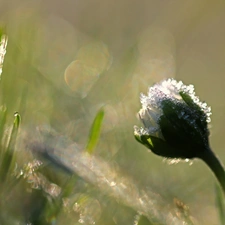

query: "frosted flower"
xmin=134 ymin=78 xmax=211 ymax=159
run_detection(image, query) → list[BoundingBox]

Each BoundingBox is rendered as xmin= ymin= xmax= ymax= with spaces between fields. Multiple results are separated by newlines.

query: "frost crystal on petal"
xmin=136 ymin=78 xmax=211 ymax=138
xmin=135 ymin=78 xmax=211 ymax=159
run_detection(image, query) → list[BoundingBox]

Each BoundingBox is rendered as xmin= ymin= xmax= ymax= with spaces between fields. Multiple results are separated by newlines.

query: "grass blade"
xmin=0 ymin=112 xmax=21 ymax=182
xmin=86 ymin=109 xmax=104 ymax=154
xmin=7 ymin=112 xmax=21 ymax=150
xmin=215 ymin=184 xmax=225 ymax=224
xmin=0 ymin=105 xmax=7 ymax=146
xmin=135 ymin=214 xmax=156 ymax=225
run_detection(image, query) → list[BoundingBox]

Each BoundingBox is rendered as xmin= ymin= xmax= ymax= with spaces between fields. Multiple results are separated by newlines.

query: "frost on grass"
xmin=0 ymin=34 xmax=8 ymax=77
xmin=24 ymin=126 xmax=190 ymax=225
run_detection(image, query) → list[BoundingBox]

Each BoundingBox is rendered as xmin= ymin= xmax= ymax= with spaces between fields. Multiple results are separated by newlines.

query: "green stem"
xmin=198 ymin=148 xmax=225 ymax=194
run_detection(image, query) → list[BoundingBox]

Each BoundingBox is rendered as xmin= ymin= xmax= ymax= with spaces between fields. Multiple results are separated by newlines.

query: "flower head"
xmin=134 ymin=78 xmax=211 ymax=159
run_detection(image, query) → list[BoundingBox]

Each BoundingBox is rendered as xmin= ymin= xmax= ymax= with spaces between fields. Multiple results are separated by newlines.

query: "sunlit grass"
xmin=0 ymin=3 xmax=224 ymax=224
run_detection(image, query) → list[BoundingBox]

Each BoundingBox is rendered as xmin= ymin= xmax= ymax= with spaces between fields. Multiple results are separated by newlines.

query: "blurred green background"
xmin=0 ymin=0 xmax=225 ymax=224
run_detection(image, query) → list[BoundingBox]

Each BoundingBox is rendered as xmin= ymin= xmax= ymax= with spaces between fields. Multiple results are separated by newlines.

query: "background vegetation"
xmin=0 ymin=0 xmax=225 ymax=224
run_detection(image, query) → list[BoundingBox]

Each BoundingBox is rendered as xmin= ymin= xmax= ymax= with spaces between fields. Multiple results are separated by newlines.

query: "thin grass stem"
xmin=199 ymin=148 xmax=225 ymax=195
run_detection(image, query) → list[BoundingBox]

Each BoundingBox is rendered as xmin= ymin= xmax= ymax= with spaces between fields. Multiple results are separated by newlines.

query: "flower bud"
xmin=134 ymin=78 xmax=211 ymax=159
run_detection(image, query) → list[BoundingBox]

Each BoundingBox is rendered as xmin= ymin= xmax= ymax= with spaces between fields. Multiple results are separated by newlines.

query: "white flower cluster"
xmin=135 ymin=78 xmax=211 ymax=139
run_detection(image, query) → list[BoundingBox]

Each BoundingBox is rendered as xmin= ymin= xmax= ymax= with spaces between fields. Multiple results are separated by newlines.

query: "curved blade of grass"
xmin=86 ymin=109 xmax=104 ymax=154
xmin=0 ymin=105 xmax=7 ymax=146
xmin=0 ymin=106 xmax=7 ymax=180
xmin=0 ymin=112 xmax=21 ymax=182
xmin=136 ymin=214 xmax=158 ymax=225
xmin=7 ymin=112 xmax=21 ymax=150
xmin=215 ymin=184 xmax=225 ymax=225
